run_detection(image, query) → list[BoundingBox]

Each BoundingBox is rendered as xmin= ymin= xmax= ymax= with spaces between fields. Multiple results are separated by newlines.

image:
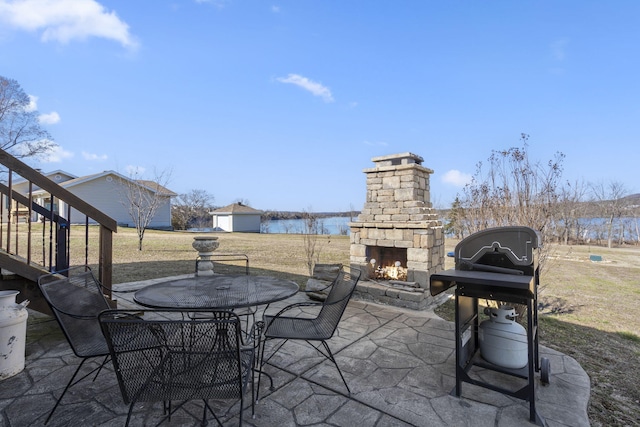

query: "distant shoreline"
xmin=261 ymin=211 xmax=360 ymax=221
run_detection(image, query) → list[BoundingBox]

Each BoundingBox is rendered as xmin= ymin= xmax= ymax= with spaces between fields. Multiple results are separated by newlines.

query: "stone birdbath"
xmin=192 ymin=236 xmax=219 ymax=276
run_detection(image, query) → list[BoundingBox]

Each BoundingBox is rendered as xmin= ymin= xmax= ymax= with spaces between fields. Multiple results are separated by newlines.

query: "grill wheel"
xmin=540 ymin=357 xmax=551 ymax=384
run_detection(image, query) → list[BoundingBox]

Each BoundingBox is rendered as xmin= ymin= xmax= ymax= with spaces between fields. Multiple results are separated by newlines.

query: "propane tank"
xmin=0 ymin=290 xmax=29 ymax=380
xmin=479 ymin=305 xmax=528 ymax=369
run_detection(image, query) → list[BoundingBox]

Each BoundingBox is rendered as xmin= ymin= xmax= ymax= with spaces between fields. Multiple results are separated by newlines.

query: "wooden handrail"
xmin=0 ymin=150 xmax=117 ymax=231
xmin=0 ymin=182 xmax=69 ymax=225
xmin=0 ymin=148 xmax=116 ymax=292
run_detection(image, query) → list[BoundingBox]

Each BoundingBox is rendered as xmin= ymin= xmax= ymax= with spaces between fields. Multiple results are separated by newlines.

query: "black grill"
xmin=430 ymin=226 xmax=547 ymax=426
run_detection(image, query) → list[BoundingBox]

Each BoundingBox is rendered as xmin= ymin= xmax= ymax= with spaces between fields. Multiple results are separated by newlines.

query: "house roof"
xmin=42 ymin=170 xmax=78 ymax=180
xmin=210 ymin=203 xmax=263 ymax=215
xmin=30 ymin=170 xmax=177 ymax=197
xmin=135 ymin=180 xmax=177 ymax=197
xmin=13 ymin=169 xmax=77 ymax=185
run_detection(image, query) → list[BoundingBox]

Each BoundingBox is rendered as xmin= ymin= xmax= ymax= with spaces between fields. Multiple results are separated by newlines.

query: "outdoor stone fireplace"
xmin=349 ymin=152 xmax=446 ymax=309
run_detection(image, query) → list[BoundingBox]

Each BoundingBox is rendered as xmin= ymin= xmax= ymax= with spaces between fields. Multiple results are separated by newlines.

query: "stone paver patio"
xmin=0 ymin=277 xmax=590 ymax=427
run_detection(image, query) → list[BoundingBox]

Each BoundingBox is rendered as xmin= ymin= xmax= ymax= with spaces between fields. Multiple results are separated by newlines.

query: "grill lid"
xmin=430 ymin=226 xmax=541 ymax=297
xmin=455 ymin=226 xmax=541 ymax=269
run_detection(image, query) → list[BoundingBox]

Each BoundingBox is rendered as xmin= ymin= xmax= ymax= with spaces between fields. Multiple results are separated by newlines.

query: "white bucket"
xmin=0 ymin=290 xmax=29 ymax=380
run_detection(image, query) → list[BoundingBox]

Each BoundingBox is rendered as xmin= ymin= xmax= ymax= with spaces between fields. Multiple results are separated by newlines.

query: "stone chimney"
xmin=349 ymin=152 xmax=445 ymax=309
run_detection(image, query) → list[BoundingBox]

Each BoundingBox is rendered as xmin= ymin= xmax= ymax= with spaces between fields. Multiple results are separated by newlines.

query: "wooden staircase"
xmin=0 ymin=149 xmax=117 ymax=313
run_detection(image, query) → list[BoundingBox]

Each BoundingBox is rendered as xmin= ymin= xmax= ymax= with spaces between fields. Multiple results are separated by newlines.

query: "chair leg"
xmin=154 ymin=400 xmax=194 ymax=426
xmin=91 ymin=355 xmax=110 ymax=382
xmin=256 ymin=336 xmax=267 ymax=402
xmin=250 ymin=360 xmax=256 ymax=419
xmin=204 ymin=401 xmax=224 ymax=426
xmin=201 ymin=400 xmax=220 ymax=427
xmin=321 ymin=341 xmax=351 ymax=395
xmin=45 ymin=355 xmax=110 ymax=423
xmin=256 ymin=338 xmax=287 ymax=401
xmin=45 ymin=358 xmax=89 ymax=424
xmin=125 ymin=403 xmax=135 ymax=427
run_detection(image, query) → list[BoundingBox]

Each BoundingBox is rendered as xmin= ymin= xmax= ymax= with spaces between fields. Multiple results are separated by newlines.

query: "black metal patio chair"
xmin=99 ymin=309 xmax=256 ymax=427
xmin=37 ymin=266 xmax=112 ymax=425
xmin=257 ymin=266 xmax=361 ymax=399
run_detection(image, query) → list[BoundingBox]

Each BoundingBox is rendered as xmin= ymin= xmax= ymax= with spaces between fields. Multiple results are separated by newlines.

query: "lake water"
xmin=200 ymin=215 xmax=638 ymax=242
xmin=261 ymin=216 xmax=353 ymax=235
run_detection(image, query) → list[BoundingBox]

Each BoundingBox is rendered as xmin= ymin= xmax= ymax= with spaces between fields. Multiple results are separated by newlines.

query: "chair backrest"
xmin=99 ymin=310 xmax=248 ymax=405
xmin=37 ymin=267 xmax=111 ymax=358
xmin=316 ymin=266 xmax=361 ymax=336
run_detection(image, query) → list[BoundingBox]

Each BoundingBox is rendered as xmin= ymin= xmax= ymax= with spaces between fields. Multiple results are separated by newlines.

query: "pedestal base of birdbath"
xmin=192 ymin=236 xmax=219 ymax=276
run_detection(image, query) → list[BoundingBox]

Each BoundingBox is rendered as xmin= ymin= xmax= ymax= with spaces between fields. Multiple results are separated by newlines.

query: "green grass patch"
xmin=616 ymin=331 xmax=640 ymax=343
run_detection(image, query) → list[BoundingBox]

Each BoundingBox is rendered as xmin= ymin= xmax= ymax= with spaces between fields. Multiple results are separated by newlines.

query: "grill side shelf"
xmin=429 ymin=269 xmax=535 ymax=297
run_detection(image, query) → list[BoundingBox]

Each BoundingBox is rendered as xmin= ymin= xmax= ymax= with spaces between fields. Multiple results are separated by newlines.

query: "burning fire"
xmin=370 ymin=259 xmax=408 ymax=281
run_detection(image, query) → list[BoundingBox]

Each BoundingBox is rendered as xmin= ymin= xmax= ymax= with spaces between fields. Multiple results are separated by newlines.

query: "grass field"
xmin=69 ymin=227 xmax=638 ymax=426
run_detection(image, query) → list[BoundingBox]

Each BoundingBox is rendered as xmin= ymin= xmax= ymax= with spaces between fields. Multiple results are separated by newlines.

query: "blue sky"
xmin=1 ymin=1 xmax=638 ymax=212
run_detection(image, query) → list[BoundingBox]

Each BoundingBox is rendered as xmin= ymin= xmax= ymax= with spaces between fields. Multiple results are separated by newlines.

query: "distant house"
xmin=12 ymin=170 xmax=176 ymax=230
xmin=210 ymin=203 xmax=262 ymax=233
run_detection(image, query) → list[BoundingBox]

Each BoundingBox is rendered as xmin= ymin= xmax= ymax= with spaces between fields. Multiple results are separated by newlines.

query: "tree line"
xmin=444 ymin=134 xmax=639 ymax=250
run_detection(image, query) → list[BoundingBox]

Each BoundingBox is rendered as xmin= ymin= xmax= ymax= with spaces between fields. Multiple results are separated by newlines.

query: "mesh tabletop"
xmin=133 ymin=274 xmax=299 ymax=309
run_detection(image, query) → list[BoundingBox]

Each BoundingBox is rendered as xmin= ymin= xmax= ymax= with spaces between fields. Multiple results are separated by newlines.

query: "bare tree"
xmin=454 ymin=135 xmax=566 ymax=318
xmin=302 ymin=209 xmax=322 ymax=277
xmin=172 ymin=189 xmax=215 ymax=230
xmin=0 ymin=76 xmax=56 ymax=158
xmin=590 ymin=180 xmax=630 ymax=248
xmin=457 ymin=134 xmax=565 ymax=273
xmin=119 ymin=169 xmax=172 ymax=250
xmin=555 ymin=179 xmax=589 ymax=245
xmin=349 ymin=203 xmax=356 ymax=222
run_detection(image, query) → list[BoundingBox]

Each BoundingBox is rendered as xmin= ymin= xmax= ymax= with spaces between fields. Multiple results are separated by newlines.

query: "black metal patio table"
xmin=133 ymin=274 xmax=299 ymax=310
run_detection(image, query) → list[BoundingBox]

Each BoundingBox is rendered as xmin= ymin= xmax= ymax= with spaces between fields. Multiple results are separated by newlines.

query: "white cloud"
xmin=26 ymin=94 xmax=38 ymax=112
xmin=442 ymin=169 xmax=472 ymax=187
xmin=26 ymin=95 xmax=61 ymax=124
xmin=0 ymin=0 xmax=138 ymax=49
xmin=82 ymin=151 xmax=107 ymax=161
xmin=38 ymin=111 xmax=60 ymax=124
xmin=271 ymin=5 xmax=280 ymax=13
xmin=41 ymin=144 xmax=73 ymax=162
xmin=277 ymin=73 xmax=334 ymax=103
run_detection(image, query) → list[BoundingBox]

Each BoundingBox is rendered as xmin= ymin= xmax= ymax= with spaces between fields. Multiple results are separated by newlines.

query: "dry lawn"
xmin=67 ymin=227 xmax=638 ymax=426
xmin=74 ymin=228 xmax=351 ymax=287
xmin=540 ymin=244 xmax=640 ymax=426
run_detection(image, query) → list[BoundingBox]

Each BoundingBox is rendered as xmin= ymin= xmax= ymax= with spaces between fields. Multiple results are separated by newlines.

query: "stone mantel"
xmin=362 ymin=163 xmax=435 ymax=174
xmin=350 ymin=221 xmax=441 ymax=230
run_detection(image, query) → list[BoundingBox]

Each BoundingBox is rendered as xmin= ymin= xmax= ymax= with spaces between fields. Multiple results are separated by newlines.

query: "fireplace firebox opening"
xmin=367 ymin=246 xmax=408 ymax=280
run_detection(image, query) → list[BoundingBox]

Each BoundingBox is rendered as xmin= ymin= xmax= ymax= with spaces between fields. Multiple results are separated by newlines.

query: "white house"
xmin=12 ymin=170 xmax=176 ymax=229
xmin=210 ymin=203 xmax=262 ymax=232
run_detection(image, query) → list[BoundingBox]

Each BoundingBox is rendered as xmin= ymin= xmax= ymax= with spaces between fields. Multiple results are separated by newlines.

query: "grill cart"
xmin=430 ymin=226 xmax=550 ymax=426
